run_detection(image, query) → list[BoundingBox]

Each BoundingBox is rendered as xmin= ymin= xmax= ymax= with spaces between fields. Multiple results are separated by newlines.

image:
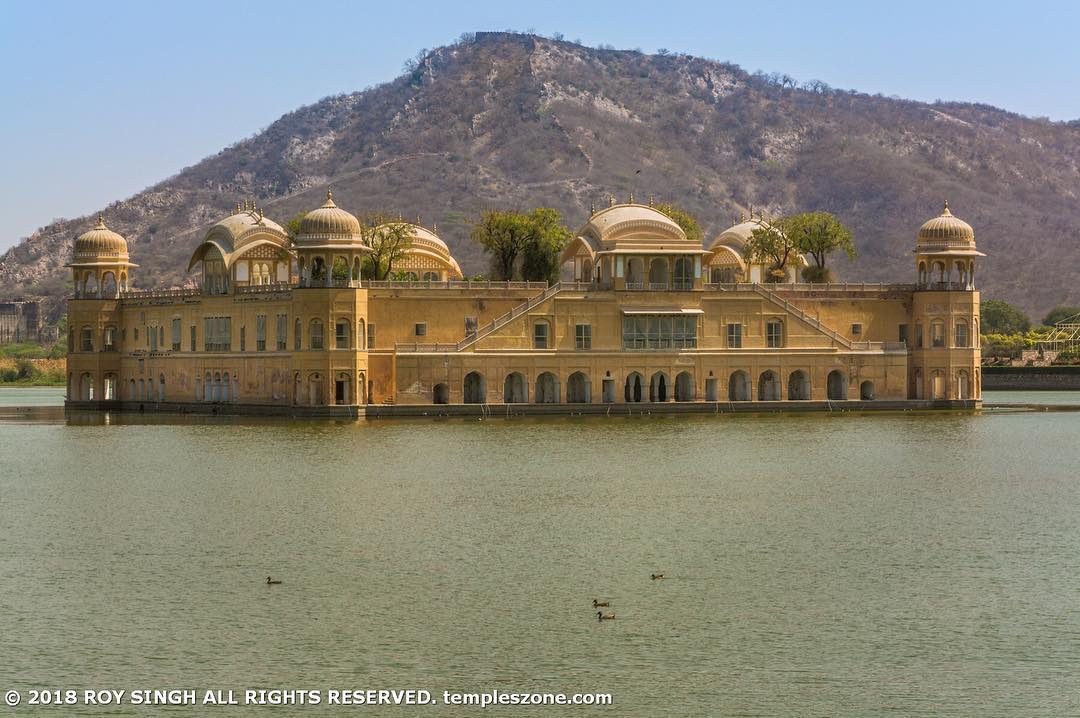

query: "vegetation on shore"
xmin=0 ymin=341 xmax=66 ymax=385
xmin=981 ymin=300 xmax=1080 ymax=365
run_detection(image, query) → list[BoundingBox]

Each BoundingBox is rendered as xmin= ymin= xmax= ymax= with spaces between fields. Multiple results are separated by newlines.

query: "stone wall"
xmin=982 ymin=366 xmax=1080 ymax=390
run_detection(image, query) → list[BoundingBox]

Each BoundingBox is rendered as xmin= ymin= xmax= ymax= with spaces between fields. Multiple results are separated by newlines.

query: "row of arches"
xmin=918 ymin=259 xmax=975 ymax=289
xmin=442 ymin=369 xmax=868 ymax=405
xmin=196 ymin=371 xmax=238 ymax=402
xmin=912 ymin=369 xmax=977 ymax=400
xmin=73 ymin=269 xmax=129 ymax=298
xmin=292 ymin=371 xmax=369 ymax=405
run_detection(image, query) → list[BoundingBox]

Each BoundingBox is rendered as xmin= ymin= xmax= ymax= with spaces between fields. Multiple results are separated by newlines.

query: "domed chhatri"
xmin=914 ymin=200 xmax=984 ymax=290
xmin=917 ymin=200 xmax=976 ymax=247
xmin=69 ymin=215 xmax=137 ymax=298
xmin=293 ymin=189 xmax=371 ymax=287
xmin=296 ymin=189 xmax=363 ymax=239
xmin=75 ymin=214 xmax=129 ymax=259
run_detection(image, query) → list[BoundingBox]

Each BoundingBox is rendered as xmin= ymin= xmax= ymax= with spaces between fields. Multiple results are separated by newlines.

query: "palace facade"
xmin=65 ymin=193 xmax=982 ymax=415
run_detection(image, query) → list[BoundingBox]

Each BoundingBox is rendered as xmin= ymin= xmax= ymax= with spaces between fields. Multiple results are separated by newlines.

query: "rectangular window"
xmin=766 ymin=320 xmax=783 ymax=348
xmin=898 ymin=324 xmax=909 ymax=346
xmin=622 ymin=315 xmax=697 ymax=350
xmin=851 ymin=323 xmax=863 ymax=336
xmin=276 ymin=314 xmax=287 ymax=351
xmin=149 ymin=326 xmax=158 ymax=351
xmin=955 ymin=322 xmax=969 ymax=348
xmin=203 ymin=317 xmax=232 ymax=352
xmin=256 ymin=315 xmax=266 ymax=351
xmin=171 ymin=318 xmax=181 ymax=351
xmin=294 ymin=319 xmax=302 ymax=351
xmin=931 ymin=322 xmax=946 ymax=348
xmin=367 ymin=323 xmax=376 ymax=350
xmin=104 ymin=327 xmax=115 ymax=352
xmin=81 ymin=327 xmax=93 ymax=352
xmin=189 ymin=325 xmax=196 ymax=352
xmin=415 ymin=323 xmax=427 ymax=337
xmin=239 ymin=326 xmax=246 ymax=352
xmin=310 ymin=321 xmax=324 ymax=351
xmin=533 ymin=322 xmax=549 ymax=349
xmin=727 ymin=323 xmax=742 ymax=349
xmin=134 ymin=327 xmax=139 ymax=342
xmin=575 ymin=323 xmax=592 ymax=350
xmin=335 ymin=321 xmax=348 ymax=349
xmin=915 ymin=322 xmax=924 ymax=348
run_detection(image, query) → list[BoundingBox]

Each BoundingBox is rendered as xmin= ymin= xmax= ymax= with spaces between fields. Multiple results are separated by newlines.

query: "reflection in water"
xmin=1 ymin=390 xmax=1080 ymax=715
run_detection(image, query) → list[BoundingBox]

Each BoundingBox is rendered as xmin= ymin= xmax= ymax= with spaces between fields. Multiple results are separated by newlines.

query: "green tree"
xmin=520 ymin=208 xmax=572 ymax=282
xmin=471 ymin=210 xmax=530 ymax=281
xmin=654 ymin=203 xmax=703 ymax=244
xmin=360 ymin=215 xmax=414 ymax=280
xmin=981 ymin=299 xmax=1031 ymax=334
xmin=783 ymin=211 xmax=855 ymax=282
xmin=285 ymin=212 xmax=307 ymax=239
xmin=743 ymin=220 xmax=799 ymax=282
xmin=1042 ymin=306 xmax=1080 ymax=327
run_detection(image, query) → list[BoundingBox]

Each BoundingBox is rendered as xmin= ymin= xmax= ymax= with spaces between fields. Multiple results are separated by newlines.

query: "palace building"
xmin=65 ymin=194 xmax=982 ymax=415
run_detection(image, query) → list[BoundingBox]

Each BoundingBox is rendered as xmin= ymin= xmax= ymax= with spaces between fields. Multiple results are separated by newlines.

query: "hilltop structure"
xmin=64 ymin=195 xmax=982 ymax=415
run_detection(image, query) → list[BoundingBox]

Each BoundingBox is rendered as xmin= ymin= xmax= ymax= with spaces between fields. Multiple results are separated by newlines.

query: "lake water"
xmin=2 ymin=388 xmax=1080 ymax=716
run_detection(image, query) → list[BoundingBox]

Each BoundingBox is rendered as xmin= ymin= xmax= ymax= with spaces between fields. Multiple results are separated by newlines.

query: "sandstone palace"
xmin=65 ymin=194 xmax=982 ymax=416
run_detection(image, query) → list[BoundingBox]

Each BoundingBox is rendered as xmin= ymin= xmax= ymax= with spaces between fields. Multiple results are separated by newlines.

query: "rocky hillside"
xmin=3 ymin=32 xmax=1079 ymax=320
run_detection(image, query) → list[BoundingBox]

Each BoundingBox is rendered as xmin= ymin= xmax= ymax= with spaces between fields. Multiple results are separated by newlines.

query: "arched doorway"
xmin=624 ymin=372 xmax=644 ymax=402
xmin=913 ymin=370 xmax=923 ymax=400
xmin=705 ymin=376 xmax=719 ymax=401
xmin=758 ymin=370 xmax=780 ymax=401
xmin=293 ymin=373 xmax=302 ymax=405
xmin=649 ymin=371 xmax=669 ymax=402
xmin=308 ymin=373 xmax=324 ymax=405
xmin=103 ymin=374 xmax=117 ymax=400
xmin=535 ymin=372 xmax=558 ymax=403
xmin=788 ymin=370 xmax=811 ymax=400
xmin=433 ymin=382 xmax=449 ymax=404
xmin=674 ymin=371 xmax=694 ymax=401
xmin=567 ymin=372 xmax=590 ymax=403
xmin=158 ymin=374 xmax=165 ymax=402
xmin=827 ymin=370 xmax=848 ymax=400
xmin=358 ymin=371 xmax=367 ymax=404
xmin=931 ymin=371 xmax=946 ymax=400
xmin=626 ymin=258 xmax=644 ymax=287
xmin=463 ymin=372 xmax=485 ymax=404
xmin=79 ymin=373 xmax=94 ymax=401
xmin=957 ymin=370 xmax=970 ymax=400
xmin=503 ymin=372 xmax=527 ymax=403
xmin=860 ymin=380 xmax=875 ymax=400
xmin=728 ymin=371 xmax=750 ymax=401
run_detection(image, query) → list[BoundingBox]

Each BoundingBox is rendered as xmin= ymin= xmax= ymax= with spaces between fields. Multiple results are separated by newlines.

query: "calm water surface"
xmin=2 ymin=389 xmax=1080 ymax=716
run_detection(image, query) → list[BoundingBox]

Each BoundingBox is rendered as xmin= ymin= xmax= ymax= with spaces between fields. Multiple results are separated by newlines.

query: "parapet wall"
xmin=982 ymin=366 xmax=1080 ymax=390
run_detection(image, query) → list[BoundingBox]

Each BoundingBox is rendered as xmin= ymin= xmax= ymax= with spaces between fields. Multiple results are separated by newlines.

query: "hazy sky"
xmin=1 ymin=0 xmax=1077 ymax=251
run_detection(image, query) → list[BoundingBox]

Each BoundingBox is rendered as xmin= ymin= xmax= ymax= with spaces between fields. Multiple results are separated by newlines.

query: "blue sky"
xmin=1 ymin=0 xmax=1077 ymax=251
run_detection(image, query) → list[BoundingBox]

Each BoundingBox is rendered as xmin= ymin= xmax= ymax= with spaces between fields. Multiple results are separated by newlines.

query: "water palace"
xmin=65 ymin=194 xmax=983 ymax=415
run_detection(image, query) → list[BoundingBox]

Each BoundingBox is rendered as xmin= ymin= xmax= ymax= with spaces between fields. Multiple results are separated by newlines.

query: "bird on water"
xmin=597 ymin=611 xmax=616 ymax=621
xmin=266 ymin=576 xmax=282 ymax=585
xmin=651 ymin=573 xmax=665 ymax=580
xmin=592 ymin=599 xmax=610 ymax=608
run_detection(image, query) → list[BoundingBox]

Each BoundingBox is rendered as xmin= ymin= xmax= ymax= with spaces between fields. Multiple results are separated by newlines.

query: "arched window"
xmin=357 ymin=319 xmax=366 ymax=349
xmin=649 ymin=371 xmax=668 ymax=402
xmin=128 ymin=378 xmax=135 ymax=400
xmin=957 ymin=370 xmax=971 ymax=400
xmin=674 ymin=371 xmax=694 ymax=401
xmin=758 ymin=371 xmax=780 ymax=401
xmin=788 ymin=370 xmax=811 ymax=400
xmin=138 ymin=379 xmax=145 ymax=401
xmin=463 ymin=372 xmax=486 ymax=404
xmin=626 ymin=258 xmax=644 ymax=288
xmin=648 ymin=258 xmax=669 ymax=288
xmin=80 ymin=326 xmax=93 ymax=352
xmin=503 ymin=372 xmax=527 ymax=403
xmin=309 ymin=319 xmax=324 ymax=350
xmin=827 ymin=370 xmax=848 ymax=400
xmin=728 ymin=371 xmax=751 ymax=401
xmin=433 ymin=382 xmax=449 ymax=404
xmin=930 ymin=320 xmax=946 ymax=348
xmin=567 ymin=372 xmax=590 ymax=403
xmin=80 ymin=373 xmax=94 ymax=401
xmin=918 ymin=261 xmax=928 ymax=287
xmin=954 ymin=320 xmax=969 ymax=348
xmin=294 ymin=318 xmax=302 ymax=351
xmin=422 ymin=271 xmax=440 ymax=282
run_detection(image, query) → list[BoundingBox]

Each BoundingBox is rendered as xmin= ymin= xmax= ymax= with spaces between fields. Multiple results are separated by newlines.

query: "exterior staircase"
xmin=749 ymin=284 xmax=854 ymax=349
xmin=454 ymin=282 xmax=565 ymax=351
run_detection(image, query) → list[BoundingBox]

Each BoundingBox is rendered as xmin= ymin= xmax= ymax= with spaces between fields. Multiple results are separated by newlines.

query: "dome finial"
xmin=943 ymin=199 xmax=951 ymax=215
xmin=96 ymin=213 xmax=106 ymax=229
xmin=628 ymin=192 xmax=635 ymax=204
xmin=327 ymin=187 xmax=333 ymax=201
xmin=608 ymin=195 xmax=615 ymax=207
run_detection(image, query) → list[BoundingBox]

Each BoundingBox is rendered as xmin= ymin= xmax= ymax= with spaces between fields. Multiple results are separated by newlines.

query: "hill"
xmin=3 ymin=31 xmax=1079 ymax=321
